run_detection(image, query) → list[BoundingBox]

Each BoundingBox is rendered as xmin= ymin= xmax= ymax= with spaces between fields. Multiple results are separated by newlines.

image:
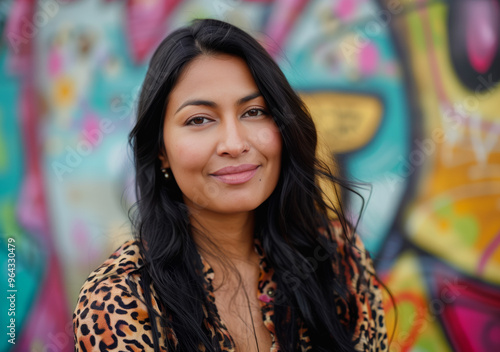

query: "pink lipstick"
xmin=210 ymin=164 xmax=260 ymax=185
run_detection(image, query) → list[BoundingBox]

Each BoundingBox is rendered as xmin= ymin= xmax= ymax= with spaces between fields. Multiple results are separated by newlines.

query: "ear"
xmin=158 ymin=149 xmax=170 ymax=169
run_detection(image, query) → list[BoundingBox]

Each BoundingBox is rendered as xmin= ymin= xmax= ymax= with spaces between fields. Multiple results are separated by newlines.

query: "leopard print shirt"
xmin=73 ymin=222 xmax=388 ymax=351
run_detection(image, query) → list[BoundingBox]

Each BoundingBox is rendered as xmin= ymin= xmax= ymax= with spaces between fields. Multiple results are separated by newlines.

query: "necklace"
xmin=243 ymin=285 xmax=260 ymax=352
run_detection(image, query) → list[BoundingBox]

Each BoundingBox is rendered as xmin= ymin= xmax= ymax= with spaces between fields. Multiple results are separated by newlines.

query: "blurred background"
xmin=0 ymin=0 xmax=499 ymax=351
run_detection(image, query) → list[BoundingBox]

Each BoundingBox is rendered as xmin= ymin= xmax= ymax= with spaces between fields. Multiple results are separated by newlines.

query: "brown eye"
xmin=187 ymin=117 xmax=209 ymax=125
xmin=243 ymin=109 xmax=265 ymax=118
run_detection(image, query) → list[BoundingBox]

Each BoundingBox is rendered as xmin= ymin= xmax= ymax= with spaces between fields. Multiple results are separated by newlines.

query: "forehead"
xmin=167 ymin=54 xmax=259 ymax=105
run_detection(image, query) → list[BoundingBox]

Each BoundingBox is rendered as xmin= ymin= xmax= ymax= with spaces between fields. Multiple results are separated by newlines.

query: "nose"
xmin=216 ymin=116 xmax=250 ymax=157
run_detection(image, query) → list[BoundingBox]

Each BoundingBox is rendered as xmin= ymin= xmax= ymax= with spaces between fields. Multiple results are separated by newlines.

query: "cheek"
xmin=251 ymin=122 xmax=283 ymax=159
xmin=165 ymin=134 xmax=211 ymax=174
xmin=269 ymin=131 xmax=283 ymax=159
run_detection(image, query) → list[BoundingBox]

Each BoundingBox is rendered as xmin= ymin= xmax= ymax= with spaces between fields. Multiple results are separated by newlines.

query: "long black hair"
xmin=129 ymin=18 xmax=369 ymax=352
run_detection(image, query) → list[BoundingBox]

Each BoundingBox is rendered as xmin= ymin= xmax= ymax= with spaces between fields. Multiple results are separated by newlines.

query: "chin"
xmin=216 ymin=204 xmax=260 ymax=214
xmin=212 ymin=199 xmax=264 ymax=214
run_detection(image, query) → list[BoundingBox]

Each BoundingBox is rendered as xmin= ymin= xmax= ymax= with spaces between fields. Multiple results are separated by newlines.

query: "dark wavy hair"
xmin=129 ymin=18 xmax=369 ymax=352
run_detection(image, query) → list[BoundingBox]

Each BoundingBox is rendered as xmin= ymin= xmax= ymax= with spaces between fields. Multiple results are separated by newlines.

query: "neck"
xmin=189 ymin=208 xmax=256 ymax=262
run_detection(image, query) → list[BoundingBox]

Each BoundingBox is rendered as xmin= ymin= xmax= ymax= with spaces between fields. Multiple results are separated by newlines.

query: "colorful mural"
xmin=0 ymin=0 xmax=499 ymax=351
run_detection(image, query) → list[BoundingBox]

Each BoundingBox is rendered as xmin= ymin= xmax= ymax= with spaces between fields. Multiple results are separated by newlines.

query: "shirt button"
xmin=267 ymin=288 xmax=275 ymax=297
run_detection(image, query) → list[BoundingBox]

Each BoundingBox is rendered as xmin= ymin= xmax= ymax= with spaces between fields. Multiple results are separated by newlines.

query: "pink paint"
xmin=16 ymin=174 xmax=45 ymax=233
xmin=82 ymin=113 xmax=101 ymax=146
xmin=125 ymin=0 xmax=183 ymax=63
xmin=447 ymin=304 xmax=499 ymax=351
xmin=15 ymin=78 xmax=70 ymax=350
xmin=4 ymin=0 xmax=36 ymax=73
xmin=437 ymin=273 xmax=500 ymax=352
xmin=334 ymin=0 xmax=355 ymax=20
xmin=465 ymin=0 xmax=499 ymax=73
xmin=17 ymin=84 xmax=50 ymax=238
xmin=48 ymin=47 xmax=63 ymax=77
xmin=263 ymin=0 xmax=310 ymax=57
xmin=358 ymin=42 xmax=379 ymax=76
xmin=487 ymin=322 xmax=500 ymax=345
xmin=73 ymin=219 xmax=88 ymax=248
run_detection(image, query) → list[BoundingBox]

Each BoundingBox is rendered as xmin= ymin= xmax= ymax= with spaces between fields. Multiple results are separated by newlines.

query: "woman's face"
xmin=160 ymin=54 xmax=282 ymax=215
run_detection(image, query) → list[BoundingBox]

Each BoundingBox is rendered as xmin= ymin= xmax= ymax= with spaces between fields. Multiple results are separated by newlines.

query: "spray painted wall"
xmin=0 ymin=0 xmax=499 ymax=351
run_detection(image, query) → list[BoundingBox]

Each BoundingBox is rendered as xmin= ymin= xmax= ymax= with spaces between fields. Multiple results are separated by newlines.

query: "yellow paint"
xmin=301 ymin=92 xmax=383 ymax=153
xmin=52 ymin=75 xmax=76 ymax=108
xmin=398 ymin=0 xmax=500 ymax=285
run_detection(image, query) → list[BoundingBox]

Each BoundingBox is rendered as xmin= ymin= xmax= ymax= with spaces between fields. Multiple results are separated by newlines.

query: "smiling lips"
xmin=210 ymin=164 xmax=260 ymax=184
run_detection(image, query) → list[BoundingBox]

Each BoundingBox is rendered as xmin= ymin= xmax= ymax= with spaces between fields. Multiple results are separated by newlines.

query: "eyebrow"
xmin=174 ymin=92 xmax=262 ymax=114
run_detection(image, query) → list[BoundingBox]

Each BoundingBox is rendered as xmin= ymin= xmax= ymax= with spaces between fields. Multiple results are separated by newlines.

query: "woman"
xmin=73 ymin=19 xmax=387 ymax=352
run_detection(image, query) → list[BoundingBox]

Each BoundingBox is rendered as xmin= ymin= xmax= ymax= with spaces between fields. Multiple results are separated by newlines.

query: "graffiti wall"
xmin=0 ymin=0 xmax=498 ymax=351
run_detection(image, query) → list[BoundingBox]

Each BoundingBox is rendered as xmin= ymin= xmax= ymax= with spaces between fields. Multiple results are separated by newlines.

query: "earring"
xmin=161 ymin=168 xmax=170 ymax=179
